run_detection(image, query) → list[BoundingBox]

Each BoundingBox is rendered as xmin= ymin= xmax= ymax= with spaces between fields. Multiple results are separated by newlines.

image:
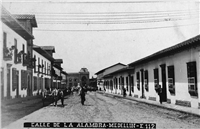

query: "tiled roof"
xmin=13 ymin=14 xmax=35 ymax=19
xmin=40 ymin=46 xmax=55 ymax=52
xmin=129 ymin=35 xmax=200 ymax=66
xmin=1 ymin=6 xmax=34 ymax=40
xmin=13 ymin=14 xmax=37 ymax=27
xmin=95 ymin=63 xmax=126 ymax=75
xmin=33 ymin=45 xmax=54 ymax=61
xmin=54 ymin=59 xmax=63 ymax=63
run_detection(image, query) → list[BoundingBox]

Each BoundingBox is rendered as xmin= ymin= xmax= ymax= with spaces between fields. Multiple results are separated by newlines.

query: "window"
xmin=144 ymin=70 xmax=149 ymax=91
xmin=136 ymin=72 xmax=140 ymax=90
xmin=34 ymin=55 xmax=36 ymax=73
xmin=14 ymin=39 xmax=18 ymax=64
xmin=48 ymin=65 xmax=51 ymax=75
xmin=12 ymin=68 xmax=17 ymax=91
xmin=167 ymin=65 xmax=175 ymax=95
xmin=3 ymin=32 xmax=7 ymax=48
xmin=22 ymin=44 xmax=25 ymax=64
xmin=3 ymin=32 xmax=7 ymax=59
xmin=41 ymin=60 xmax=43 ymax=74
xmin=69 ymin=78 xmax=72 ymax=82
xmin=187 ymin=61 xmax=198 ymax=96
xmin=154 ymin=68 xmax=159 ymax=92
xmin=3 ymin=32 xmax=12 ymax=60
xmin=21 ymin=70 xmax=27 ymax=90
xmin=44 ymin=61 xmax=46 ymax=74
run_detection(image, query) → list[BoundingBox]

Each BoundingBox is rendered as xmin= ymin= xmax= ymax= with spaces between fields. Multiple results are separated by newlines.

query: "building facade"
xmin=67 ymin=68 xmax=89 ymax=88
xmin=95 ymin=63 xmax=126 ymax=90
xmin=103 ymin=35 xmax=200 ymax=109
xmin=1 ymin=7 xmax=36 ymax=99
xmin=32 ymin=45 xmax=54 ymax=95
xmin=52 ymin=59 xmax=63 ymax=89
xmin=13 ymin=14 xmax=37 ymax=96
xmin=61 ymin=71 xmax=67 ymax=89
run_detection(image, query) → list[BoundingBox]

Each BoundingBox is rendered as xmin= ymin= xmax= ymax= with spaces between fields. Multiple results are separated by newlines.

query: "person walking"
xmin=59 ymin=89 xmax=64 ymax=107
xmin=80 ymin=86 xmax=86 ymax=105
xmin=42 ymin=88 xmax=48 ymax=106
xmin=158 ymin=85 xmax=163 ymax=104
xmin=51 ymin=87 xmax=59 ymax=106
xmin=123 ymin=86 xmax=127 ymax=97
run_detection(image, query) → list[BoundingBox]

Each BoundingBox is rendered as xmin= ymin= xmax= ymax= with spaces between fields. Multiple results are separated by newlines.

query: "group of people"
xmin=42 ymin=85 xmax=88 ymax=107
xmin=42 ymin=87 xmax=64 ymax=107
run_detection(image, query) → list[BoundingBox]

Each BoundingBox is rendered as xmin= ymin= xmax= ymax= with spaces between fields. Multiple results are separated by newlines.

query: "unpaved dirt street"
xmin=3 ymin=92 xmax=200 ymax=129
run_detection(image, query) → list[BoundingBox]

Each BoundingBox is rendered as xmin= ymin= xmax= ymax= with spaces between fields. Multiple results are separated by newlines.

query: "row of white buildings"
xmin=96 ymin=35 xmax=200 ymax=109
xmin=1 ymin=6 xmax=67 ymax=99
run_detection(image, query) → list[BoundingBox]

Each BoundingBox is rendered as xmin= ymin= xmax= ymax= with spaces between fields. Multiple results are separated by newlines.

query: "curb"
xmin=97 ymin=91 xmax=200 ymax=117
xmin=2 ymin=95 xmax=42 ymax=106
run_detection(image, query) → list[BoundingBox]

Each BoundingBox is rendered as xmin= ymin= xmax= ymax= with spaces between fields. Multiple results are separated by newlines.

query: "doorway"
xmin=27 ymin=75 xmax=31 ymax=96
xmin=160 ymin=64 xmax=167 ymax=102
xmin=1 ymin=68 xmax=4 ymax=99
xmin=16 ymin=70 xmax=19 ymax=98
xmin=7 ymin=66 xmax=11 ymax=99
xmin=140 ymin=69 xmax=145 ymax=98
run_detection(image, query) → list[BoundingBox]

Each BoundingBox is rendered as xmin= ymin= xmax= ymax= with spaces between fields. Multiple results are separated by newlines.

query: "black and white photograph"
xmin=0 ymin=0 xmax=200 ymax=129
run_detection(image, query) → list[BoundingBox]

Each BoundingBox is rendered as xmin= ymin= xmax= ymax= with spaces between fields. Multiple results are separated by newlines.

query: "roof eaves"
xmin=128 ymin=35 xmax=200 ymax=66
xmin=95 ymin=63 xmax=126 ymax=75
xmin=13 ymin=14 xmax=38 ymax=27
xmin=1 ymin=7 xmax=34 ymax=40
xmin=33 ymin=46 xmax=54 ymax=62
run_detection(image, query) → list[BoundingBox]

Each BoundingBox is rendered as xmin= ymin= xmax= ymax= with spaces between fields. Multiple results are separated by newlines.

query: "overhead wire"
xmin=37 ymin=15 xmax=198 ymax=24
xmin=34 ymin=23 xmax=199 ymax=31
xmin=13 ymin=9 xmax=198 ymax=24
xmin=2 ymin=0 xmax=191 ymax=4
xmin=15 ymin=9 xmax=198 ymax=15
xmin=36 ymin=12 xmax=198 ymax=24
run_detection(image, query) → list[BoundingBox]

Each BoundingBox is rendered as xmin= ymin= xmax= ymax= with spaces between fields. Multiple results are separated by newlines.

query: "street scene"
xmin=1 ymin=0 xmax=200 ymax=129
xmin=3 ymin=92 xmax=200 ymax=129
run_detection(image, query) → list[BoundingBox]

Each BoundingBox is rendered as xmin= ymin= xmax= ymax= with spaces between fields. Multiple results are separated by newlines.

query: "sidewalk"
xmin=97 ymin=91 xmax=200 ymax=117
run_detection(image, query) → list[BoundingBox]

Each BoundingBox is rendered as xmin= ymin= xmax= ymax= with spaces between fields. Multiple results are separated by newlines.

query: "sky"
xmin=2 ymin=0 xmax=199 ymax=78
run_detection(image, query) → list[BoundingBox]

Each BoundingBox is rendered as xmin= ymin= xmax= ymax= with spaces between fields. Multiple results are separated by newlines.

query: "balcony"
xmin=14 ymin=50 xmax=24 ymax=64
xmin=3 ymin=47 xmax=13 ymax=61
xmin=57 ymin=76 xmax=62 ymax=80
xmin=23 ymin=53 xmax=36 ymax=68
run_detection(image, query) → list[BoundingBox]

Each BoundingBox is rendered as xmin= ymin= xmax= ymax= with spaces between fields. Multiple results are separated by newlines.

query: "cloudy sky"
xmin=2 ymin=0 xmax=199 ymax=77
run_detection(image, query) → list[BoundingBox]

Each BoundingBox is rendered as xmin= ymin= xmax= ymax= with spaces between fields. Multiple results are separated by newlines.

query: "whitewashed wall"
xmin=2 ymin=22 xmax=28 ymax=98
xmin=133 ymin=46 xmax=200 ymax=108
xmin=32 ymin=50 xmax=51 ymax=96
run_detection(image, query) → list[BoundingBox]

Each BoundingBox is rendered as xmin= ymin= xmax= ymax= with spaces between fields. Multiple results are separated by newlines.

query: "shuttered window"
xmin=12 ymin=68 xmax=16 ymax=91
xmin=187 ymin=61 xmax=198 ymax=96
xmin=21 ymin=70 xmax=27 ymax=90
xmin=14 ymin=39 xmax=18 ymax=64
xmin=34 ymin=55 xmax=36 ymax=73
xmin=154 ymin=68 xmax=159 ymax=91
xmin=168 ymin=65 xmax=175 ymax=95
xmin=3 ymin=32 xmax=7 ymax=59
xmin=144 ymin=70 xmax=149 ymax=91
